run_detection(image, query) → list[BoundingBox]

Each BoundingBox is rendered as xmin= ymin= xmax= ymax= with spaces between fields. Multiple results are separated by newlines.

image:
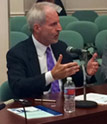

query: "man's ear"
xmin=33 ymin=24 xmax=41 ymax=33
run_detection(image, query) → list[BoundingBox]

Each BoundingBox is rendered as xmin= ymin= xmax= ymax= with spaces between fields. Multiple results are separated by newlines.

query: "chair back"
xmin=21 ymin=24 xmax=31 ymax=36
xmin=59 ymin=16 xmax=79 ymax=30
xmin=95 ymin=30 xmax=107 ymax=57
xmin=95 ymin=15 xmax=107 ymax=31
xmin=59 ymin=30 xmax=84 ymax=49
xmin=65 ymin=21 xmax=98 ymax=46
xmin=10 ymin=31 xmax=28 ymax=48
xmin=0 ymin=81 xmax=16 ymax=101
xmin=72 ymin=10 xmax=98 ymax=22
xmin=10 ymin=16 xmax=27 ymax=31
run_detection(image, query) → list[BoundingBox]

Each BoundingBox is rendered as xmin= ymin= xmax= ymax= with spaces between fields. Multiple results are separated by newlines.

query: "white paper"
xmin=75 ymin=93 xmax=107 ymax=105
xmin=7 ymin=105 xmax=62 ymax=119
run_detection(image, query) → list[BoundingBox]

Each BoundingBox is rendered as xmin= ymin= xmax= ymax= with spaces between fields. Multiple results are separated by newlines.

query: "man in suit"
xmin=36 ymin=0 xmax=67 ymax=16
xmin=101 ymin=43 xmax=107 ymax=83
xmin=7 ymin=2 xmax=99 ymax=98
xmin=54 ymin=0 xmax=67 ymax=16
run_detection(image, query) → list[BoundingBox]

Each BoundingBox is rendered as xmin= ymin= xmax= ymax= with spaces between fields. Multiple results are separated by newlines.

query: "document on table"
xmin=75 ymin=93 xmax=107 ymax=105
xmin=7 ymin=105 xmax=63 ymax=119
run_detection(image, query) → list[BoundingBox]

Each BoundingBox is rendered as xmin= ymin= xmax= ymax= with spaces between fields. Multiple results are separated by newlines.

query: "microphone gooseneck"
xmin=17 ymin=99 xmax=31 ymax=124
xmin=21 ymin=102 xmax=28 ymax=124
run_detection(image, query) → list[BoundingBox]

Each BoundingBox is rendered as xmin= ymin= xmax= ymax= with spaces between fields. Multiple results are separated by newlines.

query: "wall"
xmin=10 ymin=0 xmax=107 ymax=16
xmin=10 ymin=0 xmax=25 ymax=16
xmin=65 ymin=0 xmax=107 ymax=15
xmin=24 ymin=0 xmax=35 ymax=13
xmin=0 ymin=0 xmax=9 ymax=85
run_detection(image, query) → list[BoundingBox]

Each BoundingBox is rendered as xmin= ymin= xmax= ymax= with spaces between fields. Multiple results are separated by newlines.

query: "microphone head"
xmin=66 ymin=46 xmax=88 ymax=54
xmin=66 ymin=46 xmax=73 ymax=54
xmin=0 ymin=103 xmax=5 ymax=110
xmin=66 ymin=46 xmax=80 ymax=59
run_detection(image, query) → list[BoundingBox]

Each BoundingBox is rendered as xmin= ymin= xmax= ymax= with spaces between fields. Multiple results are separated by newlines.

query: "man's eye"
xmin=51 ymin=22 xmax=57 ymax=26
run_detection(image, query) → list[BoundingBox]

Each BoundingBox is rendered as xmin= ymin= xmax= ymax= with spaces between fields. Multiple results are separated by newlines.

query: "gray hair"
xmin=27 ymin=2 xmax=61 ymax=32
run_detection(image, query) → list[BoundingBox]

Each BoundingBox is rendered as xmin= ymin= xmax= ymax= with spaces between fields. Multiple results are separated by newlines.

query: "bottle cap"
xmin=67 ymin=77 xmax=72 ymax=81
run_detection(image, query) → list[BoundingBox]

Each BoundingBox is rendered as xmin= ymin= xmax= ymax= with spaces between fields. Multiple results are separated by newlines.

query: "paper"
xmin=75 ymin=93 xmax=107 ymax=105
xmin=7 ymin=105 xmax=63 ymax=119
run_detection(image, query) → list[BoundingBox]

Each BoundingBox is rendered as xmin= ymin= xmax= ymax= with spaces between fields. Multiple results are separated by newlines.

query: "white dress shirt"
xmin=32 ymin=35 xmax=62 ymax=94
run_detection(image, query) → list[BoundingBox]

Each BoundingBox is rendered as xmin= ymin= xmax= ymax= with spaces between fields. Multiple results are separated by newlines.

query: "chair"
xmin=94 ymin=30 xmax=107 ymax=72
xmin=59 ymin=30 xmax=84 ymax=65
xmin=0 ymin=81 xmax=16 ymax=101
xmin=95 ymin=30 xmax=107 ymax=57
xmin=65 ymin=21 xmax=98 ymax=47
xmin=10 ymin=16 xmax=27 ymax=32
xmin=59 ymin=16 xmax=79 ymax=30
xmin=21 ymin=24 xmax=31 ymax=36
xmin=72 ymin=10 xmax=98 ymax=22
xmin=95 ymin=15 xmax=107 ymax=31
xmin=10 ymin=31 xmax=29 ymax=48
xmin=59 ymin=30 xmax=84 ymax=49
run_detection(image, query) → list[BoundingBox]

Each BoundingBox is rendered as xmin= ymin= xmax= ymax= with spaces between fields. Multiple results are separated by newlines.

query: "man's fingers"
xmin=65 ymin=62 xmax=79 ymax=68
xmin=57 ymin=54 xmax=63 ymax=64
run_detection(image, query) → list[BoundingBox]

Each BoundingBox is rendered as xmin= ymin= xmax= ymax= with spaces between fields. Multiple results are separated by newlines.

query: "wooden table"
xmin=1 ymin=83 xmax=107 ymax=124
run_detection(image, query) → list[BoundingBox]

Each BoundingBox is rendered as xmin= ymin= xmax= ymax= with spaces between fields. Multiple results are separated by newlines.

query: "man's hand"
xmin=51 ymin=54 xmax=80 ymax=80
xmin=86 ymin=53 xmax=99 ymax=76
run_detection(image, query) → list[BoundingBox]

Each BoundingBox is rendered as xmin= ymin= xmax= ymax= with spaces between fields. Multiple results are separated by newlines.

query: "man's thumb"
xmin=91 ymin=53 xmax=98 ymax=61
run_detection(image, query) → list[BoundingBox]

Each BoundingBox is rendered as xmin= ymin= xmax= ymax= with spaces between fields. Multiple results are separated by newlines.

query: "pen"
xmin=35 ymin=99 xmax=56 ymax=103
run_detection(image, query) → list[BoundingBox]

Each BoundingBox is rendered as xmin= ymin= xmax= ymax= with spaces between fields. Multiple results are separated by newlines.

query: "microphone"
xmin=0 ymin=99 xmax=30 ymax=124
xmin=0 ymin=99 xmax=31 ymax=110
xmin=66 ymin=46 xmax=88 ymax=55
xmin=15 ymin=99 xmax=31 ymax=124
xmin=0 ymin=99 xmax=14 ymax=110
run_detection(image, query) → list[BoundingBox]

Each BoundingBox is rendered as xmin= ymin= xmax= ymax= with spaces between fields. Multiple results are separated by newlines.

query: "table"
xmin=0 ymin=83 xmax=107 ymax=124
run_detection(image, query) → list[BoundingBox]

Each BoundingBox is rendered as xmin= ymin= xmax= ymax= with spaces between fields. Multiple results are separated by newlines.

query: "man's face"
xmin=35 ymin=8 xmax=62 ymax=46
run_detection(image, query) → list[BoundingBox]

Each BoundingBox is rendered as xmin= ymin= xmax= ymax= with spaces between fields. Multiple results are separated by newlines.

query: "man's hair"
xmin=27 ymin=2 xmax=61 ymax=32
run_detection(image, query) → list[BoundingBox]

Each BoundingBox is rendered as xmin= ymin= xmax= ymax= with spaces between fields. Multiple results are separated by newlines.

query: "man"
xmin=7 ymin=2 xmax=99 ymax=98
xmin=101 ymin=43 xmax=107 ymax=83
xmin=55 ymin=0 xmax=67 ymax=16
xmin=36 ymin=0 xmax=67 ymax=16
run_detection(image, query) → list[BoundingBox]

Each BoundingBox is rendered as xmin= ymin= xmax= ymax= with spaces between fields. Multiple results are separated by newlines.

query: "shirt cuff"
xmin=45 ymin=71 xmax=54 ymax=86
xmin=86 ymin=73 xmax=92 ymax=79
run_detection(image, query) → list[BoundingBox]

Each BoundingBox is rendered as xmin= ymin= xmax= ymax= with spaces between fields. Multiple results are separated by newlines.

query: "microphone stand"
xmin=18 ymin=99 xmax=31 ymax=124
xmin=76 ymin=52 xmax=98 ymax=108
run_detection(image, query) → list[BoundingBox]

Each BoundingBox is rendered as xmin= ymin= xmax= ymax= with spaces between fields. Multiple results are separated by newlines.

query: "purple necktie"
xmin=46 ymin=47 xmax=60 ymax=93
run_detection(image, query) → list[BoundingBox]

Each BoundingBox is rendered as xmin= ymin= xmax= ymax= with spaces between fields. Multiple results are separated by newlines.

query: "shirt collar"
xmin=32 ymin=35 xmax=51 ymax=57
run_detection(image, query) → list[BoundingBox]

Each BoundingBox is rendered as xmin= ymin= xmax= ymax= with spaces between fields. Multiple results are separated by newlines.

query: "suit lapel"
xmin=26 ymin=37 xmax=41 ymax=75
xmin=51 ymin=44 xmax=60 ymax=61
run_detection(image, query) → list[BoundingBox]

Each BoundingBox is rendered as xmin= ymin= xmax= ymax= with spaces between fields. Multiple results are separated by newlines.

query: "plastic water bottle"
xmin=64 ymin=77 xmax=75 ymax=113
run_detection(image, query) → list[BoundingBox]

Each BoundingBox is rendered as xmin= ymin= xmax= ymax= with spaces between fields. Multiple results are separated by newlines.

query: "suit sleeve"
xmin=6 ymin=49 xmax=47 ymax=98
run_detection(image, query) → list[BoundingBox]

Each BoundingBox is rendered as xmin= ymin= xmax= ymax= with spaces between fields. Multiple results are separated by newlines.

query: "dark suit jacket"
xmin=7 ymin=36 xmax=95 ymax=98
xmin=54 ymin=0 xmax=67 ymax=16
xmin=36 ymin=0 xmax=67 ymax=16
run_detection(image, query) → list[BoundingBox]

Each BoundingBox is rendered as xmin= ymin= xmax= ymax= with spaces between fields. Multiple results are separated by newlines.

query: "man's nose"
xmin=57 ymin=23 xmax=62 ymax=31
